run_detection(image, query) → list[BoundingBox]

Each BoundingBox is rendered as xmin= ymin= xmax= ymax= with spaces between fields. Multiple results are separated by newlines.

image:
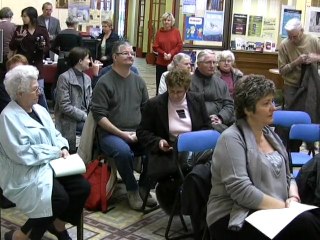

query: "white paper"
xmin=49 ymin=153 xmax=86 ymax=177
xmin=245 ymin=202 xmax=318 ymax=239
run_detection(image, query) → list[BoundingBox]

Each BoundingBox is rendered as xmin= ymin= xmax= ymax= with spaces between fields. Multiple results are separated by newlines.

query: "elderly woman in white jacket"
xmin=0 ymin=65 xmax=90 ymax=240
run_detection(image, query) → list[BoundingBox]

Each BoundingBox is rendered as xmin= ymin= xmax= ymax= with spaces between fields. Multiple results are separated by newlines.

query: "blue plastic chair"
xmin=164 ymin=129 xmax=221 ymax=240
xmin=289 ymin=124 xmax=320 ymax=168
xmin=273 ymin=110 xmax=311 ymax=127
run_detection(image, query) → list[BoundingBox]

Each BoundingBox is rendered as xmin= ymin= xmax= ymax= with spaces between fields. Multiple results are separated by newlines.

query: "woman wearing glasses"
xmin=97 ymin=19 xmax=119 ymax=67
xmin=216 ymin=50 xmax=243 ymax=97
xmin=0 ymin=65 xmax=90 ymax=240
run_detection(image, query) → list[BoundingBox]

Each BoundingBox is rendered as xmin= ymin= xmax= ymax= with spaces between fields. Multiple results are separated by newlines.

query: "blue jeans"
xmin=98 ymin=130 xmax=147 ymax=191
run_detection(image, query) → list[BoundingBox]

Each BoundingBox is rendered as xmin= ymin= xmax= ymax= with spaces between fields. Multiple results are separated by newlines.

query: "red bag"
xmin=83 ymin=159 xmax=111 ymax=213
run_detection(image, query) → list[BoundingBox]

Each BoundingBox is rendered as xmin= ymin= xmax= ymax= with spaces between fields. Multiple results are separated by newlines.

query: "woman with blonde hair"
xmin=97 ymin=18 xmax=119 ymax=67
xmin=153 ymin=12 xmax=183 ymax=95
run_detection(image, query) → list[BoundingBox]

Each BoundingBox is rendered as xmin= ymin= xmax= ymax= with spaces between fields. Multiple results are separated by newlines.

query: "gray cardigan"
xmin=206 ymin=119 xmax=291 ymax=229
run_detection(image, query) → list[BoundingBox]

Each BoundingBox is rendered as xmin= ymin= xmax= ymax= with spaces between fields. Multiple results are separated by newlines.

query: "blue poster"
xmin=185 ymin=17 xmax=204 ymax=41
xmin=203 ymin=11 xmax=224 ymax=42
xmin=281 ymin=9 xmax=301 ymax=38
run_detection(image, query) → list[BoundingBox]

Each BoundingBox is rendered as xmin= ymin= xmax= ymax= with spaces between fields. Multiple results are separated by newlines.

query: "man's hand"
xmin=122 ymin=131 xmax=138 ymax=143
xmin=210 ymin=114 xmax=222 ymax=125
xmin=305 ymin=53 xmax=320 ymax=64
xmin=159 ymin=139 xmax=173 ymax=152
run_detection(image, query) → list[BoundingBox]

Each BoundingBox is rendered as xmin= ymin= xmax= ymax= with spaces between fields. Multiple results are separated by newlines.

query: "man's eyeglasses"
xmin=199 ymin=61 xmax=217 ymax=65
xmin=116 ymin=51 xmax=136 ymax=57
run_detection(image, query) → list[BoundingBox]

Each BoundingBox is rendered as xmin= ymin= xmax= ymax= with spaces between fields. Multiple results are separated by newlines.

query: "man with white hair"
xmin=190 ymin=49 xmax=234 ymax=132
xmin=278 ymin=18 xmax=320 ymax=152
xmin=278 ymin=18 xmax=320 ymax=106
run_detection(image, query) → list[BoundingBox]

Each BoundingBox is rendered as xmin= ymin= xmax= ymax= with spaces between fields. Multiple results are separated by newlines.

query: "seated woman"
xmin=54 ymin=47 xmax=92 ymax=153
xmin=216 ymin=50 xmax=243 ymax=97
xmin=0 ymin=65 xmax=90 ymax=240
xmin=207 ymin=74 xmax=320 ymax=240
xmin=137 ymin=68 xmax=211 ymax=178
xmin=158 ymin=53 xmax=192 ymax=95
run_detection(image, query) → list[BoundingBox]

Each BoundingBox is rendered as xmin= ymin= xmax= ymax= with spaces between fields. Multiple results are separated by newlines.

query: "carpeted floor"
xmin=1 ymin=182 xmax=194 ymax=240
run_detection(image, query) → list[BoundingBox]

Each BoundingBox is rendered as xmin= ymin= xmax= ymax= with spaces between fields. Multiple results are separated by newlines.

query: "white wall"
xmin=0 ymin=0 xmax=68 ymax=29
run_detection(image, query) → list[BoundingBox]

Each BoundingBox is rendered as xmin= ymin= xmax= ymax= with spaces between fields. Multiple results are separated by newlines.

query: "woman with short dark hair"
xmin=207 ymin=74 xmax=320 ymax=240
xmin=54 ymin=47 xmax=92 ymax=153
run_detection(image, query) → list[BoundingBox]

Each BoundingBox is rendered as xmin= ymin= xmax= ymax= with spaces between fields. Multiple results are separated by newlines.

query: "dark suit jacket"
xmin=37 ymin=15 xmax=61 ymax=39
xmin=137 ymin=91 xmax=211 ymax=153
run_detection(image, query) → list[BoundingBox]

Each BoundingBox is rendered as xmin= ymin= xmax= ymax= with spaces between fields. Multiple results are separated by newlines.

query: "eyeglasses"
xmin=219 ymin=59 xmax=233 ymax=64
xmin=116 ymin=51 xmax=136 ymax=57
xmin=30 ymin=86 xmax=41 ymax=94
xmin=199 ymin=61 xmax=217 ymax=65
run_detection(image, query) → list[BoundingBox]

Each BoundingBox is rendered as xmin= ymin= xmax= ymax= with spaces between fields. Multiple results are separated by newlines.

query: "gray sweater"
xmin=91 ymin=69 xmax=149 ymax=131
xmin=190 ymin=69 xmax=235 ymax=125
xmin=206 ymin=119 xmax=291 ymax=229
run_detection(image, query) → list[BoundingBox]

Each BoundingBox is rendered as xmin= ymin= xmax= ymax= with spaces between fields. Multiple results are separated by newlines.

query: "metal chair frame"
xmin=165 ymin=130 xmax=221 ymax=240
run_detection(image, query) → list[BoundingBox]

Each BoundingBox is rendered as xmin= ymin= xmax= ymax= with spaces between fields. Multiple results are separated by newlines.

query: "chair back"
xmin=176 ymin=130 xmax=220 ymax=153
xmin=273 ymin=110 xmax=311 ymax=127
xmin=289 ymin=124 xmax=320 ymax=142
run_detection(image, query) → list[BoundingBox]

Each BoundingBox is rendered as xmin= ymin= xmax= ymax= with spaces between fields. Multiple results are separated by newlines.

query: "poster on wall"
xmin=56 ymin=0 xmax=68 ymax=8
xmin=69 ymin=0 xmax=91 ymax=23
xmin=183 ymin=0 xmax=196 ymax=14
xmin=248 ymin=15 xmax=263 ymax=37
xmin=305 ymin=7 xmax=320 ymax=37
xmin=185 ymin=16 xmax=204 ymax=40
xmin=232 ymin=14 xmax=247 ymax=35
xmin=203 ymin=11 xmax=224 ymax=42
xmin=280 ymin=6 xmax=301 ymax=38
xmin=207 ymin=0 xmax=224 ymax=11
xmin=262 ymin=17 xmax=276 ymax=39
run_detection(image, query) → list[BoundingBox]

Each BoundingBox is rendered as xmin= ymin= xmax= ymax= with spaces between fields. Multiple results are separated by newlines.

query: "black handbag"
xmin=147 ymin=149 xmax=213 ymax=180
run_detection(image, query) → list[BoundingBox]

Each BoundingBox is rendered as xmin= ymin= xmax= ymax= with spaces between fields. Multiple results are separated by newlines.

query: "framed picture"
xmin=305 ymin=7 xmax=320 ymax=37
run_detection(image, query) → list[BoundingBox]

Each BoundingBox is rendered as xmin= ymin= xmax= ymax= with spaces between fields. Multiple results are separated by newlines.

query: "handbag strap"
xmin=100 ymin=162 xmax=109 ymax=213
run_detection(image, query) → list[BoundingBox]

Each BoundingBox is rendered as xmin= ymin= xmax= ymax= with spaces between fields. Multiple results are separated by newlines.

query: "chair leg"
xmin=178 ymin=213 xmax=188 ymax=232
xmin=77 ymin=211 xmax=84 ymax=240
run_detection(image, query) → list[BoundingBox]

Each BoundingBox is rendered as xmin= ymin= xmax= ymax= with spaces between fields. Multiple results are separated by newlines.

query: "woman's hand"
xmin=16 ymin=28 xmax=27 ymax=41
xmin=159 ymin=139 xmax=173 ymax=152
xmin=61 ymin=149 xmax=70 ymax=159
xmin=285 ymin=196 xmax=301 ymax=208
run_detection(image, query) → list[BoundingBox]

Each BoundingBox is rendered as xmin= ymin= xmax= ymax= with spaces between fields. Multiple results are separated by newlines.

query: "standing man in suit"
xmin=38 ymin=2 xmax=61 ymax=41
xmin=38 ymin=2 xmax=61 ymax=60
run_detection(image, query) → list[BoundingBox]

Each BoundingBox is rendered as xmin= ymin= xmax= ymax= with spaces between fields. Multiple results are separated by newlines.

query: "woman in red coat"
xmin=153 ymin=12 xmax=183 ymax=95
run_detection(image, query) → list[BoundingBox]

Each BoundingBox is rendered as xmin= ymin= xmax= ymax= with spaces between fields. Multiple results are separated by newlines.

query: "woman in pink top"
xmin=216 ymin=50 xmax=243 ymax=98
xmin=153 ymin=12 xmax=183 ymax=95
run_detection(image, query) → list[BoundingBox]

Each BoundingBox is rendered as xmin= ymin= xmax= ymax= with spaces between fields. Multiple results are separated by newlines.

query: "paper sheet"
xmin=245 ymin=202 xmax=318 ymax=239
xmin=49 ymin=153 xmax=86 ymax=177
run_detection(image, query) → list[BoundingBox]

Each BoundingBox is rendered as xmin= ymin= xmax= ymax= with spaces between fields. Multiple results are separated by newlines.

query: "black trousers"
xmin=156 ymin=65 xmax=167 ymax=95
xmin=209 ymin=208 xmax=320 ymax=240
xmin=20 ymin=174 xmax=90 ymax=240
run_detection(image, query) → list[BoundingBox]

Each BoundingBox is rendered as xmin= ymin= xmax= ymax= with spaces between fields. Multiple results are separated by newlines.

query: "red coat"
xmin=153 ymin=27 xmax=183 ymax=67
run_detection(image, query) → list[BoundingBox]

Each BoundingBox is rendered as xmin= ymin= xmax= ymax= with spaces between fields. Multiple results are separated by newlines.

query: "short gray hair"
xmin=285 ymin=18 xmax=302 ymax=31
xmin=167 ymin=53 xmax=191 ymax=71
xmin=217 ymin=50 xmax=235 ymax=62
xmin=4 ymin=65 xmax=39 ymax=101
xmin=0 ymin=7 xmax=13 ymax=19
xmin=65 ymin=16 xmax=79 ymax=26
xmin=196 ymin=49 xmax=215 ymax=63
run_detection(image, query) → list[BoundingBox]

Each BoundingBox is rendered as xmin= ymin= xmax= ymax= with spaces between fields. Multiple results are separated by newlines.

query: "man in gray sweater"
xmin=190 ymin=50 xmax=235 ymax=131
xmin=91 ymin=40 xmax=156 ymax=210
